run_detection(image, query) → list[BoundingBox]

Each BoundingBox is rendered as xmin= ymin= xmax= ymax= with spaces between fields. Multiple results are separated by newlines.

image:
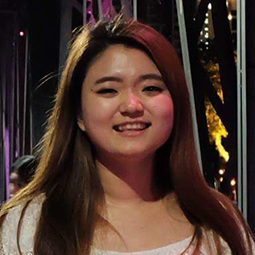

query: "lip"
xmin=114 ymin=128 xmax=149 ymax=137
xmin=113 ymin=121 xmax=151 ymax=135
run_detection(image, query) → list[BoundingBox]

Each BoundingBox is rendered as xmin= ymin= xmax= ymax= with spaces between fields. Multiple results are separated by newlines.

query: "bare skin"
xmin=93 ymin=159 xmax=195 ymax=252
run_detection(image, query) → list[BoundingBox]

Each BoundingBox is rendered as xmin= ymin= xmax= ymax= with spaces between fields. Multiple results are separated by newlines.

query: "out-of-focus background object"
xmin=9 ymin=155 xmax=37 ymax=197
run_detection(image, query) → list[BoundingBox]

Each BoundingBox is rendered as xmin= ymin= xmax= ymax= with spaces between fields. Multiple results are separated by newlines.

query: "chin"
xmin=110 ymin=147 xmax=158 ymax=160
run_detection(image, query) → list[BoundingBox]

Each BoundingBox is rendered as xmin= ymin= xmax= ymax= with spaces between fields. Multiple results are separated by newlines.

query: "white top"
xmin=92 ymin=236 xmax=194 ymax=255
xmin=0 ymin=195 xmax=244 ymax=255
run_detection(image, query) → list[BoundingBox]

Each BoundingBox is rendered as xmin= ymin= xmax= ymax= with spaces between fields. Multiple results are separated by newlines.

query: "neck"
xmin=96 ymin=154 xmax=160 ymax=206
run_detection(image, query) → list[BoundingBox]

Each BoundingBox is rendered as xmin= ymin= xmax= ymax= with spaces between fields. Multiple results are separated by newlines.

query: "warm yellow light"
xmin=230 ymin=179 xmax=236 ymax=186
xmin=215 ymin=133 xmax=229 ymax=162
xmin=208 ymin=3 xmax=212 ymax=10
xmin=220 ymin=177 xmax=223 ymax=182
xmin=205 ymin=101 xmax=229 ymax=162
xmin=228 ymin=14 xmax=233 ymax=20
xmin=219 ymin=169 xmax=225 ymax=175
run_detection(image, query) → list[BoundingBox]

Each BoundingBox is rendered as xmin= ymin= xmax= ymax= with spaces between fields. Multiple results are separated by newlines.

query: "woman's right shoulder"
xmin=0 ymin=193 xmax=45 ymax=255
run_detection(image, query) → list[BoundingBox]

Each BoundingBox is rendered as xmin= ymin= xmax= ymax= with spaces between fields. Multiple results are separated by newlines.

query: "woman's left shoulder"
xmin=200 ymin=228 xmax=232 ymax=254
xmin=200 ymin=227 xmax=255 ymax=255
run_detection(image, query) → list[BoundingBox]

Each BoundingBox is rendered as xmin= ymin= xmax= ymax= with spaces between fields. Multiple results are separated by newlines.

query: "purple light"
xmin=4 ymin=128 xmax=10 ymax=199
xmin=102 ymin=0 xmax=117 ymax=20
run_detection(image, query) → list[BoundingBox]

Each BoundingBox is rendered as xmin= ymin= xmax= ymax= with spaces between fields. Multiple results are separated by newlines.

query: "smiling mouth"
xmin=113 ymin=122 xmax=151 ymax=132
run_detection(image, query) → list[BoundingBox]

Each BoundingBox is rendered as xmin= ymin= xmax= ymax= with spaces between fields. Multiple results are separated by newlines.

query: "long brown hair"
xmin=0 ymin=17 xmax=253 ymax=255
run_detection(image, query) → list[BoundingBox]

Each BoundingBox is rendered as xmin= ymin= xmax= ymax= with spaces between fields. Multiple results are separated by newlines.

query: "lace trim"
xmin=0 ymin=194 xmax=45 ymax=255
xmin=91 ymin=229 xmax=235 ymax=255
xmin=0 ymin=225 xmax=6 ymax=255
xmin=91 ymin=236 xmax=194 ymax=255
xmin=0 ymin=195 xmax=236 ymax=255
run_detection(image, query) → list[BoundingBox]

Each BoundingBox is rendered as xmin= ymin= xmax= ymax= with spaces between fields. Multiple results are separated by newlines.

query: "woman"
xmin=0 ymin=17 xmax=254 ymax=255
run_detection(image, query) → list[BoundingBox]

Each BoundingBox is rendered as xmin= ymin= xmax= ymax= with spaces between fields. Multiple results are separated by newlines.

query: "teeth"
xmin=116 ymin=123 xmax=148 ymax=132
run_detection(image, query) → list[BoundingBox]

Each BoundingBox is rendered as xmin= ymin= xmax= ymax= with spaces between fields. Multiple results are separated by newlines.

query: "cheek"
xmin=163 ymin=101 xmax=174 ymax=126
xmin=153 ymin=97 xmax=174 ymax=137
xmin=152 ymin=96 xmax=174 ymax=122
xmin=81 ymin=97 xmax=117 ymax=129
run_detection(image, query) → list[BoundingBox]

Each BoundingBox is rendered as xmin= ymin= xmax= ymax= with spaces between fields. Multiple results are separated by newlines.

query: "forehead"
xmin=84 ymin=44 xmax=161 ymax=80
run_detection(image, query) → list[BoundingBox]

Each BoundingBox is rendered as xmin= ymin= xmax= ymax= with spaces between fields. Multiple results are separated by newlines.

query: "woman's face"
xmin=78 ymin=44 xmax=174 ymax=161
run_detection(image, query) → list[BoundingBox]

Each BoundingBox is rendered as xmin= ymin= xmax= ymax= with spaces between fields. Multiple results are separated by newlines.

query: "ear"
xmin=77 ymin=117 xmax=86 ymax=132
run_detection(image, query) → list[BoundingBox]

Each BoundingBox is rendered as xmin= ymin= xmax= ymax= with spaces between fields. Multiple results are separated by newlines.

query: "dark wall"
xmin=247 ymin=0 xmax=255 ymax=234
xmin=0 ymin=11 xmax=16 ymax=203
xmin=26 ymin=0 xmax=61 ymax=147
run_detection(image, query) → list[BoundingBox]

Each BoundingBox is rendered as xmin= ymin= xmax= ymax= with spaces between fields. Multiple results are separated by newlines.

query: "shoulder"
xmin=200 ymin=228 xmax=255 ymax=255
xmin=163 ymin=194 xmax=231 ymax=254
xmin=0 ymin=194 xmax=45 ymax=255
xmin=199 ymin=228 xmax=232 ymax=254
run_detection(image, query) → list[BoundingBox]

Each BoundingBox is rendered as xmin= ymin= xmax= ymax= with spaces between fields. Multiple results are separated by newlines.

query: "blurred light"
xmin=86 ymin=0 xmax=94 ymax=23
xmin=204 ymin=27 xmax=209 ymax=31
xmin=220 ymin=177 xmax=224 ymax=182
xmin=205 ymin=41 xmax=209 ymax=45
xmin=205 ymin=101 xmax=229 ymax=162
xmin=228 ymin=14 xmax=233 ymax=20
xmin=208 ymin=3 xmax=212 ymax=10
xmin=205 ymin=18 xmax=209 ymax=24
xmin=206 ymin=13 xmax=209 ymax=17
xmin=230 ymin=179 xmax=236 ymax=186
xmin=205 ymin=33 xmax=209 ymax=38
xmin=19 ymin=31 xmax=25 ymax=37
xmin=219 ymin=169 xmax=225 ymax=175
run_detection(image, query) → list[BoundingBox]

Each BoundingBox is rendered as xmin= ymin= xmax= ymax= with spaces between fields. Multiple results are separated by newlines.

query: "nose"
xmin=119 ymin=92 xmax=144 ymax=116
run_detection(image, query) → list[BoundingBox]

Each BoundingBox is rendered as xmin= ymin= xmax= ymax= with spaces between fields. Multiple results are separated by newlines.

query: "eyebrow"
xmin=94 ymin=73 xmax=163 ymax=85
xmin=94 ymin=76 xmax=122 ymax=85
xmin=138 ymin=74 xmax=163 ymax=82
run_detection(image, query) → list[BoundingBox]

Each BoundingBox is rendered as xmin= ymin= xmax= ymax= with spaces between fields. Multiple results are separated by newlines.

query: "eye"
xmin=97 ymin=88 xmax=118 ymax=94
xmin=143 ymin=86 xmax=163 ymax=93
